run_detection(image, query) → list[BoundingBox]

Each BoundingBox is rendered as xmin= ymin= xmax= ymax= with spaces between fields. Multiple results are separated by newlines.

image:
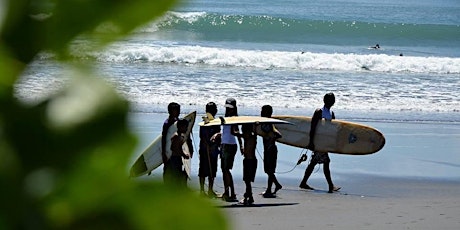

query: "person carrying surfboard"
xmin=260 ymin=105 xmax=283 ymax=198
xmin=198 ymin=102 xmax=221 ymax=197
xmin=164 ymin=118 xmax=190 ymax=186
xmin=220 ymin=98 xmax=243 ymax=202
xmin=162 ymin=102 xmax=181 ymax=181
xmin=240 ymin=123 xmax=258 ymax=205
xmin=299 ymin=93 xmax=341 ymax=193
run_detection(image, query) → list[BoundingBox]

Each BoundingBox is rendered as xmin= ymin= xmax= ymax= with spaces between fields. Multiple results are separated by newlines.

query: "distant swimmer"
xmin=370 ymin=44 xmax=380 ymax=49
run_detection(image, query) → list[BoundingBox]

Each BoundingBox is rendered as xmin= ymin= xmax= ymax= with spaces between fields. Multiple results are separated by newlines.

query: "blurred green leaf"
xmin=1 ymin=0 xmax=228 ymax=229
xmin=1 ymin=0 xmax=178 ymax=62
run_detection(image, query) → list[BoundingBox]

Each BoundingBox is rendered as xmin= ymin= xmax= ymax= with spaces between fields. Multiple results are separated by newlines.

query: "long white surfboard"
xmin=270 ymin=115 xmax=385 ymax=155
xmin=130 ymin=111 xmax=196 ymax=177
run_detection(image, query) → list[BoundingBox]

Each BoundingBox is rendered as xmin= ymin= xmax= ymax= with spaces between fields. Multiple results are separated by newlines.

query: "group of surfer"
xmin=199 ymin=99 xmax=284 ymax=205
xmin=161 ymin=93 xmax=340 ymax=205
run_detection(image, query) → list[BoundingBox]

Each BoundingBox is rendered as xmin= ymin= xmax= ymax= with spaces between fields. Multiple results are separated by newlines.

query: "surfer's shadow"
xmin=219 ymin=202 xmax=299 ymax=208
xmin=299 ymin=188 xmax=384 ymax=198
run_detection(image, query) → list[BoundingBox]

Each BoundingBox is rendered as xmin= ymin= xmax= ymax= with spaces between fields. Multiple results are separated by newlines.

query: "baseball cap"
xmin=224 ymin=98 xmax=237 ymax=108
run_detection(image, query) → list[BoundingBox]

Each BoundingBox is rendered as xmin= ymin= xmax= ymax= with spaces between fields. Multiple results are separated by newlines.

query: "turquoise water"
xmin=18 ymin=0 xmax=460 ymax=123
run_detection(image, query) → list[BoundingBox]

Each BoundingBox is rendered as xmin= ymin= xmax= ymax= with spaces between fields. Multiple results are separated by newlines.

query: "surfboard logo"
xmin=348 ymin=133 xmax=357 ymax=144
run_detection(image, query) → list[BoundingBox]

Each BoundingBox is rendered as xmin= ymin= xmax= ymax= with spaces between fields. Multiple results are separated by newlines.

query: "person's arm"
xmin=161 ymin=121 xmax=172 ymax=163
xmin=171 ymin=134 xmax=189 ymax=159
xmin=231 ymin=125 xmax=244 ymax=154
xmin=187 ymin=138 xmax=193 ymax=158
xmin=307 ymin=109 xmax=322 ymax=151
xmin=271 ymin=124 xmax=282 ymax=140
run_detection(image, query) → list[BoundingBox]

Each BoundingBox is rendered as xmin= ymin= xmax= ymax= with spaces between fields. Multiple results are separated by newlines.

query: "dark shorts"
xmin=243 ymin=158 xmax=258 ymax=182
xmin=163 ymin=155 xmax=185 ymax=185
xmin=312 ymin=152 xmax=330 ymax=164
xmin=198 ymin=150 xmax=218 ymax=177
xmin=221 ymin=144 xmax=237 ymax=170
xmin=263 ymin=145 xmax=278 ymax=174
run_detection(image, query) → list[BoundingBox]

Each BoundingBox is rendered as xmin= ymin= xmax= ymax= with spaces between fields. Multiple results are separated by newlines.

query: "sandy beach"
xmin=209 ymin=175 xmax=460 ymax=230
xmin=128 ymin=112 xmax=460 ymax=230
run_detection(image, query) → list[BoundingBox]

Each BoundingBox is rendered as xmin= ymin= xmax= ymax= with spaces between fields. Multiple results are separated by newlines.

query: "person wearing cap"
xmin=220 ymin=98 xmax=243 ymax=202
xmin=299 ymin=93 xmax=341 ymax=193
xmin=198 ymin=102 xmax=221 ymax=197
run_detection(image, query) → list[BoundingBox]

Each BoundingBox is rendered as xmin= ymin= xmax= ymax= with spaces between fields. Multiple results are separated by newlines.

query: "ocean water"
xmin=17 ymin=0 xmax=460 ymax=123
xmin=14 ymin=0 xmax=460 ymax=180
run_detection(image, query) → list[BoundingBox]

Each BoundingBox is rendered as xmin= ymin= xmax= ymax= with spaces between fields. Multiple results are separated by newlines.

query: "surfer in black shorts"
xmin=260 ymin=105 xmax=283 ymax=198
xmin=165 ymin=119 xmax=190 ymax=186
xmin=299 ymin=93 xmax=341 ymax=193
xmin=198 ymin=102 xmax=221 ymax=197
xmin=240 ymin=123 xmax=257 ymax=205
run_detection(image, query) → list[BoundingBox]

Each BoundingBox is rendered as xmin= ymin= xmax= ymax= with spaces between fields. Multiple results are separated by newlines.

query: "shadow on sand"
xmin=219 ymin=202 xmax=299 ymax=208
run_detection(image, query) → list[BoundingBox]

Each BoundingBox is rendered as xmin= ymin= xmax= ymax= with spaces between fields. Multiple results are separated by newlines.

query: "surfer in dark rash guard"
xmin=165 ymin=119 xmax=190 ymax=186
xmin=198 ymin=102 xmax=221 ymax=197
xmin=299 ymin=93 xmax=341 ymax=193
xmin=260 ymin=105 xmax=283 ymax=198
xmin=162 ymin=102 xmax=180 ymax=180
xmin=370 ymin=44 xmax=380 ymax=49
xmin=161 ymin=102 xmax=193 ymax=186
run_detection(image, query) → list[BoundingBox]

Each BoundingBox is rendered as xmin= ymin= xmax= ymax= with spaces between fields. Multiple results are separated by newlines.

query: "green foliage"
xmin=0 ymin=0 xmax=227 ymax=229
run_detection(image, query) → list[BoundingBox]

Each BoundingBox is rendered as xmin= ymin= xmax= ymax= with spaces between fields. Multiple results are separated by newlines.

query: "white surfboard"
xmin=270 ymin=115 xmax=385 ymax=155
xmin=199 ymin=116 xmax=291 ymax=126
xmin=130 ymin=111 xmax=196 ymax=177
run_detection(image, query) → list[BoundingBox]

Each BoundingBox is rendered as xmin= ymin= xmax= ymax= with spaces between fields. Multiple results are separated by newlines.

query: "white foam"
xmin=83 ymin=45 xmax=460 ymax=74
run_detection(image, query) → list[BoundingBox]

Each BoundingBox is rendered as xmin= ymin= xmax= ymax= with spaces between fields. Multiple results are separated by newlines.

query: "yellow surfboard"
xmin=271 ymin=115 xmax=385 ymax=155
xmin=199 ymin=116 xmax=291 ymax=126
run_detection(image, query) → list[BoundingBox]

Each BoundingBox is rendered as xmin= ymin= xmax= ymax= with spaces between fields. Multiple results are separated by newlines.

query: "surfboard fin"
xmin=202 ymin=116 xmax=210 ymax=124
xmin=219 ymin=116 xmax=226 ymax=125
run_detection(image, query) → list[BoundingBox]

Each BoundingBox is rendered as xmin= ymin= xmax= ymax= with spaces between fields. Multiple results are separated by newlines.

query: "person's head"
xmin=224 ymin=98 xmax=238 ymax=117
xmin=261 ymin=105 xmax=273 ymax=118
xmin=205 ymin=102 xmax=218 ymax=116
xmin=177 ymin=119 xmax=189 ymax=134
xmin=168 ymin=102 xmax=180 ymax=117
xmin=323 ymin=93 xmax=335 ymax=108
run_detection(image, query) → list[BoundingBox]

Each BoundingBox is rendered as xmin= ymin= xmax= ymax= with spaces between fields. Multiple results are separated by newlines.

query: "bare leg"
xmin=199 ymin=176 xmax=205 ymax=193
xmin=272 ymin=174 xmax=282 ymax=193
xmin=243 ymin=180 xmax=254 ymax=205
xmin=323 ymin=162 xmax=337 ymax=193
xmin=222 ymin=170 xmax=229 ymax=196
xmin=266 ymin=174 xmax=273 ymax=194
xmin=228 ymin=170 xmax=235 ymax=198
xmin=208 ymin=177 xmax=216 ymax=197
xmin=299 ymin=161 xmax=317 ymax=189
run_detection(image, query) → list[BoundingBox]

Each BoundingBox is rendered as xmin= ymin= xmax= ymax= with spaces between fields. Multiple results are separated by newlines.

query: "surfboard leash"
xmin=255 ymin=147 xmax=310 ymax=174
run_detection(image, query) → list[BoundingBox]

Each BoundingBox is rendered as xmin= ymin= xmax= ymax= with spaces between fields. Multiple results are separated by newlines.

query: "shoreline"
xmin=128 ymin=112 xmax=460 ymax=229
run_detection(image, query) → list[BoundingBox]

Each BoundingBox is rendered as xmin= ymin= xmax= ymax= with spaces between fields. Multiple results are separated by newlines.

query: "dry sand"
xmin=209 ymin=175 xmax=460 ymax=230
